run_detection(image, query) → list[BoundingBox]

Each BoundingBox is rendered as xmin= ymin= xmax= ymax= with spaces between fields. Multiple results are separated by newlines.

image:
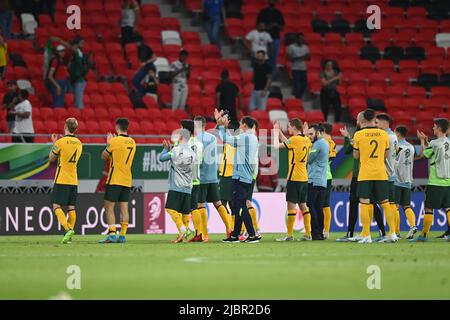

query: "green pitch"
xmin=0 ymin=233 xmax=449 ymax=300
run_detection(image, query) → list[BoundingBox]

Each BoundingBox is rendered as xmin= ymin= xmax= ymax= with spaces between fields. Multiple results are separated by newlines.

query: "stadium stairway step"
xmin=148 ymin=0 xmax=210 ymax=45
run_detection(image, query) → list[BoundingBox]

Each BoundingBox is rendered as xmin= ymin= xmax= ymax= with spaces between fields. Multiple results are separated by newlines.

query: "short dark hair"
xmin=19 ymin=89 xmax=29 ymax=99
xmin=321 ymin=122 xmax=332 ymax=135
xmin=227 ymin=121 xmax=240 ymax=131
xmin=434 ymin=118 xmax=449 ymax=133
xmin=221 ymin=69 xmax=229 ymax=80
xmin=309 ymin=124 xmax=323 ymax=133
xmin=289 ymin=118 xmax=303 ymax=131
xmin=180 ymin=119 xmax=194 ymax=135
xmin=256 ymin=50 xmax=266 ymax=55
xmin=362 ymin=109 xmax=376 ymax=122
xmin=116 ymin=118 xmax=129 ymax=131
xmin=180 ymin=49 xmax=189 ymax=57
xmin=395 ymin=125 xmax=408 ymax=138
xmin=376 ymin=113 xmax=393 ymax=126
xmin=241 ymin=116 xmax=255 ymax=129
xmin=194 ymin=116 xmax=206 ymax=127
xmin=253 ymin=118 xmax=259 ymax=130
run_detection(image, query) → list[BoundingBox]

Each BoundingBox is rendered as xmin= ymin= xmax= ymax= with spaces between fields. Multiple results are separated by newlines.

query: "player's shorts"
xmin=51 ymin=184 xmax=77 ymax=206
xmin=246 ymin=179 xmax=256 ymax=201
xmin=357 ymin=180 xmax=389 ymax=203
xmin=425 ymin=185 xmax=450 ymax=209
xmin=286 ymin=181 xmax=308 ymax=204
xmin=199 ymin=183 xmax=220 ymax=203
xmin=166 ymin=190 xmax=191 ymax=215
xmin=190 ymin=184 xmax=200 ymax=211
xmin=388 ymin=181 xmax=396 ymax=203
xmin=323 ymin=179 xmax=332 ymax=207
xmin=104 ymin=185 xmax=131 ymax=202
xmin=394 ymin=186 xmax=411 ymax=207
xmin=219 ymin=176 xmax=233 ymax=202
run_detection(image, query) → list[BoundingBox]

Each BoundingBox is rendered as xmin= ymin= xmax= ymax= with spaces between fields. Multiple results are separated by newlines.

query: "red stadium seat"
xmin=284 ymin=98 xmax=303 ymax=112
xmin=304 ymin=110 xmax=325 ymax=123
xmin=287 ymin=110 xmax=305 ymax=120
xmin=405 ymin=86 xmax=426 ymax=98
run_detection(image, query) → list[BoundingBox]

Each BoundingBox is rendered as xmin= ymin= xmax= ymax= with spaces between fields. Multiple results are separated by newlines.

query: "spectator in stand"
xmin=120 ymin=0 xmax=140 ymax=48
xmin=257 ymin=0 xmax=284 ymax=78
xmin=203 ymin=0 xmax=226 ymax=47
xmin=245 ymin=22 xmax=272 ymax=66
xmin=11 ymin=89 xmax=34 ymax=143
xmin=54 ymin=36 xmax=90 ymax=109
xmin=140 ymin=67 xmax=159 ymax=101
xmin=0 ymin=0 xmax=13 ymax=40
xmin=249 ymin=50 xmax=272 ymax=112
xmin=137 ymin=41 xmax=156 ymax=66
xmin=170 ymin=50 xmax=190 ymax=110
xmin=0 ymin=31 xmax=6 ymax=80
xmin=2 ymin=80 xmax=18 ymax=132
xmin=132 ymin=43 xmax=157 ymax=96
xmin=47 ymin=44 xmax=69 ymax=108
xmin=216 ymin=69 xmax=242 ymax=128
xmin=40 ymin=0 xmax=56 ymax=22
xmin=320 ymin=60 xmax=342 ymax=122
xmin=69 ymin=37 xmax=89 ymax=109
xmin=287 ymin=33 xmax=310 ymax=99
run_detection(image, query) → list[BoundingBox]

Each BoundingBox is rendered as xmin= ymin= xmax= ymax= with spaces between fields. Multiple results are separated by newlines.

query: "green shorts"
xmin=199 ymin=183 xmax=220 ymax=203
xmin=323 ymin=179 xmax=332 ymax=207
xmin=286 ymin=181 xmax=308 ymax=204
xmin=51 ymin=184 xmax=77 ymax=206
xmin=425 ymin=185 xmax=450 ymax=209
xmin=357 ymin=180 xmax=389 ymax=203
xmin=166 ymin=190 xmax=191 ymax=215
xmin=388 ymin=181 xmax=396 ymax=203
xmin=394 ymin=185 xmax=412 ymax=207
xmin=247 ymin=179 xmax=256 ymax=201
xmin=104 ymin=185 xmax=131 ymax=202
xmin=219 ymin=177 xmax=233 ymax=202
xmin=190 ymin=185 xmax=200 ymax=211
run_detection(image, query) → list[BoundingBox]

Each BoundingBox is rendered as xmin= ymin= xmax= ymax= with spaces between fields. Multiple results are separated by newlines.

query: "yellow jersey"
xmin=105 ymin=134 xmax=136 ymax=187
xmin=0 ymin=43 xmax=7 ymax=67
xmin=52 ymin=135 xmax=83 ymax=186
xmin=219 ymin=144 xmax=235 ymax=178
xmin=353 ymin=127 xmax=390 ymax=181
xmin=284 ymin=135 xmax=312 ymax=182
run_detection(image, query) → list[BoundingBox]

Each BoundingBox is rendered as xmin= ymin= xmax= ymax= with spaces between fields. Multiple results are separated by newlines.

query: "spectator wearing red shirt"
xmin=47 ymin=45 xmax=69 ymax=107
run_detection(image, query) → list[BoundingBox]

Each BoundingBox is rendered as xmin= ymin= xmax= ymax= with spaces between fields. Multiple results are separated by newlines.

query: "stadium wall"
xmin=0 ymin=192 xmax=447 ymax=236
xmin=0 ymin=143 xmax=430 ymax=185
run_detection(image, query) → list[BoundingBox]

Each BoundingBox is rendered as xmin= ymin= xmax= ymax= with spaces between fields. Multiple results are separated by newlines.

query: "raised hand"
xmin=273 ymin=121 xmax=281 ymax=131
xmin=106 ymin=132 xmax=115 ymax=144
xmin=51 ymin=133 xmax=58 ymax=143
xmin=340 ymin=126 xmax=349 ymax=138
xmin=302 ymin=121 xmax=309 ymax=135
xmin=214 ymin=108 xmax=224 ymax=122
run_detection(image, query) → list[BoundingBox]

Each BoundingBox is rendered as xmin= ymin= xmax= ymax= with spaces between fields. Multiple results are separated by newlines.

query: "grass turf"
xmin=0 ymin=232 xmax=449 ymax=300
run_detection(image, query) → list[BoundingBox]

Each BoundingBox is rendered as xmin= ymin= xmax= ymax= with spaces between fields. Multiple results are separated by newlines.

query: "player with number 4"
xmin=49 ymin=118 xmax=83 ymax=244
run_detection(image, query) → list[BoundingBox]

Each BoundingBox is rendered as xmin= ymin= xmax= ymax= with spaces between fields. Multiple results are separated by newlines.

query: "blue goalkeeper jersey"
xmin=307 ymin=137 xmax=329 ymax=188
xmin=219 ymin=126 xmax=259 ymax=184
xmin=197 ymin=131 xmax=219 ymax=184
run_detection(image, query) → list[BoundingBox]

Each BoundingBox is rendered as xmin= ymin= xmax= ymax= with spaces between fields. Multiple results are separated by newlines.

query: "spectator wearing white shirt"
xmin=245 ymin=22 xmax=272 ymax=66
xmin=11 ymin=89 xmax=34 ymax=143
xmin=287 ymin=33 xmax=310 ymax=99
xmin=170 ymin=50 xmax=190 ymax=110
xmin=120 ymin=0 xmax=140 ymax=48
